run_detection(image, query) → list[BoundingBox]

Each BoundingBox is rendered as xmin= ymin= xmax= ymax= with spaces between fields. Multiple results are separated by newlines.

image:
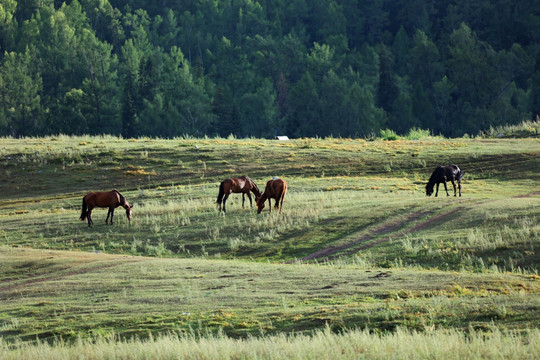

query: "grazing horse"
xmin=216 ymin=175 xmax=261 ymax=212
xmin=80 ymin=189 xmax=133 ymax=227
xmin=426 ymin=165 xmax=464 ymax=197
xmin=257 ymin=178 xmax=287 ymax=214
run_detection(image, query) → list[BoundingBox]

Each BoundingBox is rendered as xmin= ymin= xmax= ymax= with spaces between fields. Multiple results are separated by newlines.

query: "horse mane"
xmin=241 ymin=175 xmax=261 ymax=196
xmin=428 ymin=166 xmax=442 ymax=183
xmin=250 ymin=178 xmax=261 ymax=196
xmin=112 ymin=189 xmax=126 ymax=206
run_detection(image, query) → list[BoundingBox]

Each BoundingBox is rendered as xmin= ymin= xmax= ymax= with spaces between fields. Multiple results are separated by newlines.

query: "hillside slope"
xmin=1 ymin=247 xmax=539 ymax=342
xmin=1 ymin=136 xmax=539 ymax=270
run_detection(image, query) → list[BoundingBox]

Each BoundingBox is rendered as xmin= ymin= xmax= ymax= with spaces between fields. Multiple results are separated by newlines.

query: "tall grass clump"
xmin=482 ymin=118 xmax=540 ymax=138
xmin=379 ymin=128 xmax=400 ymax=141
xmin=405 ymin=128 xmax=432 ymax=140
xmin=2 ymin=327 xmax=539 ymax=360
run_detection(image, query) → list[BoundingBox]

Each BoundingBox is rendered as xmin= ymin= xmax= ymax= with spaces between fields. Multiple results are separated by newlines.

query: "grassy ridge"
xmin=1 ymin=136 xmax=539 ymax=197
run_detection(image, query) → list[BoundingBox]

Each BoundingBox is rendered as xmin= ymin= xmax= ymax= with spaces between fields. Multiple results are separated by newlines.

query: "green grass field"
xmin=1 ymin=135 xmax=539 ymax=358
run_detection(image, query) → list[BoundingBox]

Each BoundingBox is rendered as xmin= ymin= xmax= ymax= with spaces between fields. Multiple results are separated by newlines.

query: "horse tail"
xmin=280 ymin=181 xmax=287 ymax=204
xmin=80 ymin=196 xmax=88 ymax=221
xmin=217 ymin=181 xmax=225 ymax=204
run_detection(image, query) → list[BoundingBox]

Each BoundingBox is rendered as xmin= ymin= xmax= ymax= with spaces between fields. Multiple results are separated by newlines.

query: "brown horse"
xmin=216 ymin=175 xmax=261 ymax=212
xmin=426 ymin=164 xmax=464 ymax=197
xmin=80 ymin=189 xmax=133 ymax=227
xmin=257 ymin=178 xmax=287 ymax=214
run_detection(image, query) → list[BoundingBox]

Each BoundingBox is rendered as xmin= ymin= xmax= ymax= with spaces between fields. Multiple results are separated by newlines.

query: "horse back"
xmin=445 ymin=165 xmax=460 ymax=179
xmin=85 ymin=191 xmax=120 ymax=208
xmin=450 ymin=164 xmax=463 ymax=180
xmin=266 ymin=179 xmax=286 ymax=196
xmin=223 ymin=177 xmax=242 ymax=193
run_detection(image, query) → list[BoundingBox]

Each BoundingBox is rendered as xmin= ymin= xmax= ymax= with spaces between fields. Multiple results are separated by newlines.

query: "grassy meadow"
xmin=1 ymin=134 xmax=539 ymax=358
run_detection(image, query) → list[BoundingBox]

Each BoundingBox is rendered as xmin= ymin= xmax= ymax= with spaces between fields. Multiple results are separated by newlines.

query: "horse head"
xmin=125 ymin=203 xmax=134 ymax=222
xmin=256 ymin=197 xmax=266 ymax=214
xmin=425 ymin=183 xmax=434 ymax=196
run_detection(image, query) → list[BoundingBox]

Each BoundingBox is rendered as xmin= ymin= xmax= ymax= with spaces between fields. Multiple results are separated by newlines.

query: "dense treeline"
xmin=1 ymin=0 xmax=539 ymax=138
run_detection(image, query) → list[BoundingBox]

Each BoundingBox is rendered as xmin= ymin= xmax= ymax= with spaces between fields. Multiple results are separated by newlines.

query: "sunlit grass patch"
xmin=2 ymin=327 xmax=539 ymax=360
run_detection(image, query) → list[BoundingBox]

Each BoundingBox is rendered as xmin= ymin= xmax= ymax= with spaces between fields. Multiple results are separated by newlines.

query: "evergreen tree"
xmin=0 ymin=0 xmax=17 ymax=53
xmin=343 ymin=82 xmax=385 ymax=136
xmin=213 ymin=84 xmax=240 ymax=137
xmin=390 ymin=92 xmax=416 ymax=134
xmin=530 ymin=49 xmax=540 ymax=120
xmin=287 ymin=71 xmax=320 ymax=137
xmin=409 ymin=30 xmax=443 ymax=90
xmin=0 ymin=49 xmax=42 ymax=136
xmin=391 ymin=26 xmax=410 ymax=76
xmin=412 ymin=82 xmax=436 ymax=130
xmin=319 ymin=69 xmax=347 ymax=136
xmin=239 ymin=78 xmax=278 ymax=137
xmin=0 ymin=0 xmax=538 ymax=137
xmin=376 ymin=45 xmax=398 ymax=114
xmin=277 ymin=72 xmax=289 ymax=120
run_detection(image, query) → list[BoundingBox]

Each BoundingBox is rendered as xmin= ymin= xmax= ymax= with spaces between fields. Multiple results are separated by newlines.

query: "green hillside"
xmin=1 ymin=136 xmax=539 ymax=269
xmin=1 ymin=136 xmax=539 ymax=358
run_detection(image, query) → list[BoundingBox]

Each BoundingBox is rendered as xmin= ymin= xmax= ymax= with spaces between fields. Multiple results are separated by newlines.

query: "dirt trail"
xmin=293 ymin=189 xmax=540 ymax=263
xmin=328 ymin=207 xmax=462 ymax=260
xmin=288 ymin=209 xmax=428 ymax=263
xmin=513 ymin=190 xmax=540 ymax=198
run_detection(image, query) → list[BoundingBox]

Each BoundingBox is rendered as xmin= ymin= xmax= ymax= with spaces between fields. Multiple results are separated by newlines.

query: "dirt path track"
xmin=292 ymin=189 xmax=540 ymax=263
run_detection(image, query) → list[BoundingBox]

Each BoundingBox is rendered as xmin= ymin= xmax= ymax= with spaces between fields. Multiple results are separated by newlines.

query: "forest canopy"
xmin=1 ymin=0 xmax=539 ymax=138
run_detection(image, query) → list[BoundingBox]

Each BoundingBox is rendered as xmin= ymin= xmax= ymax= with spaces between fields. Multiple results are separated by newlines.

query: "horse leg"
xmin=88 ymin=208 xmax=93 ymax=227
xmin=268 ymin=198 xmax=272 ymax=213
xmin=443 ymin=181 xmax=450 ymax=196
xmin=242 ymin=193 xmax=245 ymax=208
xmin=247 ymin=193 xmax=253 ymax=207
xmin=106 ymin=208 xmax=111 ymax=224
xmin=458 ymin=180 xmax=462 ymax=197
xmin=451 ymin=180 xmax=457 ymax=197
xmin=435 ymin=183 xmax=439 ymax=197
xmin=275 ymin=197 xmax=280 ymax=213
xmin=110 ymin=208 xmax=115 ymax=225
xmin=223 ymin=193 xmax=230 ymax=212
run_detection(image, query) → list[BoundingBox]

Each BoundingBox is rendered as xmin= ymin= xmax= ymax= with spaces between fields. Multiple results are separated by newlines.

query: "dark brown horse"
xmin=216 ymin=175 xmax=261 ymax=212
xmin=257 ymin=178 xmax=287 ymax=214
xmin=80 ymin=189 xmax=133 ymax=226
xmin=426 ymin=165 xmax=464 ymax=197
